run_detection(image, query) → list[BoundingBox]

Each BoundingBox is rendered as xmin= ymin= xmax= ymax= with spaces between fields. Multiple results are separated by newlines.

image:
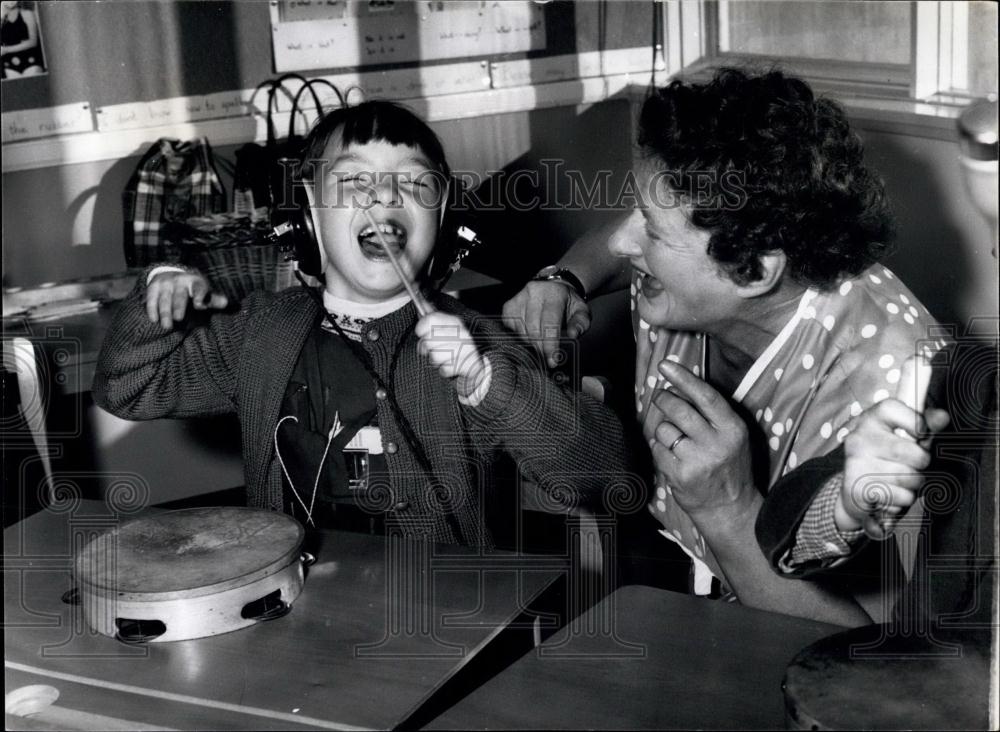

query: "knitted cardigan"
xmin=93 ymin=281 xmax=629 ymax=546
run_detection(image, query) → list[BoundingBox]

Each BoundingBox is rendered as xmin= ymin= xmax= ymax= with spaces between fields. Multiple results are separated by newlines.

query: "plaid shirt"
xmin=122 ymin=138 xmax=226 ymax=267
xmin=780 ymin=472 xmax=864 ymax=571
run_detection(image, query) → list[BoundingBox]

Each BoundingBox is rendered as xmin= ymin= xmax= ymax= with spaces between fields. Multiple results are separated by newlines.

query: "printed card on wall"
xmin=1 ymin=1 xmax=48 ymax=81
xmin=270 ymin=0 xmax=546 ymax=74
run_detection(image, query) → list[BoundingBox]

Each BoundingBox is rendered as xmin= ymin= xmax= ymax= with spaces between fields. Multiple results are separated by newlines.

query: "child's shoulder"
xmin=432 ymin=292 xmax=505 ymax=336
xmin=240 ymin=286 xmax=320 ymax=326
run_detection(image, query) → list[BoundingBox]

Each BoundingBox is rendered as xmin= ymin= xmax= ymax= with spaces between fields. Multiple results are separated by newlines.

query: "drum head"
xmin=76 ymin=507 xmax=304 ymax=598
xmin=784 ymin=624 xmax=990 ymax=730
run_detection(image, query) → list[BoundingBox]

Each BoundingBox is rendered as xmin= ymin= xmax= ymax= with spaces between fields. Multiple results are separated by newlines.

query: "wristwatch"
xmin=532 ymin=265 xmax=588 ymax=301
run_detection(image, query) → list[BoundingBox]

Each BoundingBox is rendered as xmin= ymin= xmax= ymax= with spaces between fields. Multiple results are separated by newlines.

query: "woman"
xmin=503 ymin=68 xmax=947 ymax=625
xmin=1 ymin=1 xmax=44 ymax=79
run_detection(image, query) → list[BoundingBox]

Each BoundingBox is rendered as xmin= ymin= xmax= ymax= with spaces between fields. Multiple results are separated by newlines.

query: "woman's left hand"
xmin=645 ymin=359 xmax=757 ymax=522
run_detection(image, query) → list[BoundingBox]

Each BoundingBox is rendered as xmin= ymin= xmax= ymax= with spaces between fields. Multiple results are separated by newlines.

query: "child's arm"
xmin=93 ymin=268 xmax=250 ymax=420
xmin=415 ymin=308 xmax=629 ymax=505
xmin=837 ymin=398 xmax=949 ymax=537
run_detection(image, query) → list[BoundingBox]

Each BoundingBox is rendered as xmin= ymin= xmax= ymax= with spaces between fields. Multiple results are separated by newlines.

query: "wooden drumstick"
xmin=871 ymin=353 xmax=933 ymax=537
xmin=893 ymin=353 xmax=933 ymax=440
xmin=360 ymin=206 xmax=431 ymax=317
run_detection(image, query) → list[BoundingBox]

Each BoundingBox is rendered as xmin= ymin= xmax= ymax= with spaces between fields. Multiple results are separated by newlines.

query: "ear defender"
xmin=267 ymin=160 xmax=323 ymax=278
xmin=268 ymin=166 xmax=483 ymax=288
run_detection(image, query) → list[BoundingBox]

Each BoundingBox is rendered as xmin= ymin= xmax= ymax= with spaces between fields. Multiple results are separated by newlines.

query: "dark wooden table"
xmin=427 ymin=584 xmax=842 ymax=730
xmin=4 ymin=501 xmax=563 ymax=730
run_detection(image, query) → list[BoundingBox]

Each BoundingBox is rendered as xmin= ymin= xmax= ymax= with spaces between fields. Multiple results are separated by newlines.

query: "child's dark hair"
xmin=300 ymin=100 xmax=451 ymax=180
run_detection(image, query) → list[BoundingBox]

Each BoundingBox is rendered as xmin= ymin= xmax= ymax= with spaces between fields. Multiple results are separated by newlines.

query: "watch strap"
xmin=532 ymin=267 xmax=587 ymax=301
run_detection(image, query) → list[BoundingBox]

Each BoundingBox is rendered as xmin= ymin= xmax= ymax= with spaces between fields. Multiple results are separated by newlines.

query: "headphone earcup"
xmin=270 ymin=180 xmax=323 ymax=278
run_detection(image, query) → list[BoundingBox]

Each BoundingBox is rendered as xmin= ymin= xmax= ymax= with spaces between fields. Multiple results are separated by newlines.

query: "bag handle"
xmin=288 ymin=79 xmax=347 ymax=140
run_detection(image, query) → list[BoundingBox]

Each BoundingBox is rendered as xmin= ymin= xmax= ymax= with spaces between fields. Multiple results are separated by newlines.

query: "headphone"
xmin=268 ymin=160 xmax=482 ymax=290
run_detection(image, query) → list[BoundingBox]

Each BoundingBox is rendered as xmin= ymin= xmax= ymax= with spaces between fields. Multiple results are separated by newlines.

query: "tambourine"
xmin=72 ymin=507 xmax=309 ymax=644
xmin=783 ymin=624 xmax=990 ymax=730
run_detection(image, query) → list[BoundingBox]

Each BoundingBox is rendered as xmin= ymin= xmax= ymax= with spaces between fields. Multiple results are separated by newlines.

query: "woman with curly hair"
xmin=503 ymin=68 xmax=949 ymax=625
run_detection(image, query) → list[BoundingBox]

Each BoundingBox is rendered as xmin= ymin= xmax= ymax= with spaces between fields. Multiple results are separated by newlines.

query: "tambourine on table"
xmin=71 ymin=507 xmax=310 ymax=644
xmin=783 ymin=624 xmax=992 ymax=730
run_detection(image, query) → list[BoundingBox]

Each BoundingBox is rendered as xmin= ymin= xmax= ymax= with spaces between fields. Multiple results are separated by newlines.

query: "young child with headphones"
xmin=94 ymin=101 xmax=628 ymax=547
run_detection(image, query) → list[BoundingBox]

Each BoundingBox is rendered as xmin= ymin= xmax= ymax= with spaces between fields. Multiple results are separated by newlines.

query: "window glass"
xmin=719 ymin=0 xmax=911 ymax=65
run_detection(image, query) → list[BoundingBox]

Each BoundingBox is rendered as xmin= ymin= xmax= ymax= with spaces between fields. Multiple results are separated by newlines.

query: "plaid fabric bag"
xmin=122 ymin=137 xmax=227 ymax=267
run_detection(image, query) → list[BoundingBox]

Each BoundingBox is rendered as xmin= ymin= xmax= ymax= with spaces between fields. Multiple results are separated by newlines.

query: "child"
xmin=94 ymin=101 xmax=627 ymax=547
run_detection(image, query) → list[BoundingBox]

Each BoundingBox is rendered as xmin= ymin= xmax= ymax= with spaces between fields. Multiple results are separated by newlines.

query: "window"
xmin=668 ymin=1 xmax=997 ymax=106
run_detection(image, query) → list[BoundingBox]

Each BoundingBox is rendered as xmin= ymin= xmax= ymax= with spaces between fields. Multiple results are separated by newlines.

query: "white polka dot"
xmin=646 ymin=375 xmax=658 ymax=388
xmin=649 ymin=330 xmax=658 ymax=342
xmin=878 ymin=354 xmax=894 ymax=369
xmin=850 ymin=401 xmax=862 ymax=417
xmin=786 ymin=418 xmax=793 ymax=431
xmin=861 ymin=324 xmax=877 ymax=339
xmin=755 ymin=409 xmax=764 ymax=421
xmin=774 ymin=368 xmax=783 ymax=381
xmin=656 ymin=500 xmax=666 ymax=512
xmin=869 ymin=274 xmax=882 ymax=284
xmin=873 ymin=389 xmax=890 ymax=403
xmin=692 ymin=365 xmax=700 ymax=376
xmin=665 ymin=484 xmax=673 ymax=497
xmin=904 ymin=313 xmax=915 ymax=324
xmin=822 ymin=315 xmax=836 ymax=331
xmin=772 ymin=422 xmax=784 ymax=436
xmin=656 ymin=486 xmax=667 ymax=500
xmin=836 ymin=427 xmax=850 ymax=442
xmin=637 ymin=398 xmax=644 ymax=413
xmin=788 ymin=451 xmax=798 ymax=469
xmin=839 ymin=281 xmax=853 ymax=296
xmin=887 ymin=303 xmax=900 ymax=315
xmin=630 ymin=284 xmax=637 ymax=296
xmin=820 ymin=422 xmax=833 ymax=439
xmin=886 ymin=368 xmax=901 ymax=384
xmin=764 ymin=407 xmax=773 ymax=422
xmin=630 ymin=299 xmax=636 ymax=311
xmin=899 ymin=293 xmax=910 ymax=305
xmin=802 ymin=354 xmax=815 ymax=370
xmin=908 ymin=306 xmax=919 ymax=317
xmin=882 ymin=268 xmax=894 ymax=279
xmin=769 ymin=436 xmax=780 ymax=451
xmin=639 ymin=319 xmax=650 ymax=330
xmin=666 ymin=354 xmax=681 ymax=363
xmin=691 ymin=526 xmax=701 ymax=541
xmin=803 ymin=306 xmax=817 ymax=320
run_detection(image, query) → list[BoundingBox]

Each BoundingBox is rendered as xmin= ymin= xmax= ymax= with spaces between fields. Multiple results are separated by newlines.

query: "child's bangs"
xmin=337 ymin=103 xmax=450 ymax=177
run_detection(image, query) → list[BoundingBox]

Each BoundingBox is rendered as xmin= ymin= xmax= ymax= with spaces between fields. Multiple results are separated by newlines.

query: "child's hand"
xmin=146 ymin=270 xmax=228 ymax=330
xmin=415 ymin=311 xmax=487 ymax=398
xmin=836 ymin=400 xmax=950 ymax=536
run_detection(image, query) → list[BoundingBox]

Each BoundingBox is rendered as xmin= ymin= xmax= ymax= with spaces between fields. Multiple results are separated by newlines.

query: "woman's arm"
xmin=501 ymin=212 xmax=633 ymax=367
xmin=649 ymin=358 xmax=872 ymax=627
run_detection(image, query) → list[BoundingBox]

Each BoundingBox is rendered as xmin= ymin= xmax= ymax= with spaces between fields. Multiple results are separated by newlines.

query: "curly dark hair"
xmin=637 ymin=67 xmax=895 ymax=290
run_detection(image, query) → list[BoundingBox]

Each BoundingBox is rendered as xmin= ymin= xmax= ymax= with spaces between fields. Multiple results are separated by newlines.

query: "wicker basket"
xmin=170 ymin=212 xmax=296 ymax=303
xmin=191 ymin=244 xmax=296 ymax=304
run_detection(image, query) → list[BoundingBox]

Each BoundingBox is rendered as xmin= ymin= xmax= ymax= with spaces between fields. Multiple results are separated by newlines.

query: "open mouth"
xmin=358 ymin=219 xmax=408 ymax=259
xmin=636 ymin=269 xmax=663 ymax=297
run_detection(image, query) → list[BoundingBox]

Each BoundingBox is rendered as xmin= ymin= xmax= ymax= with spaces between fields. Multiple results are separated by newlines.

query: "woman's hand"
xmin=501 ymin=280 xmax=591 ymax=368
xmin=145 ymin=270 xmax=228 ymax=330
xmin=839 ymin=399 xmax=949 ymax=537
xmin=415 ymin=311 xmax=488 ymax=398
xmin=645 ymin=359 xmax=756 ymax=524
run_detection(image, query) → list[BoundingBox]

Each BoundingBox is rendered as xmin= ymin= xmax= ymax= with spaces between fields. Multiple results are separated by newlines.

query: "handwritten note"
xmin=1 ymin=103 xmax=93 ymax=144
xmin=271 ymin=0 xmax=545 ymax=73
xmin=95 ymin=90 xmax=253 ymax=133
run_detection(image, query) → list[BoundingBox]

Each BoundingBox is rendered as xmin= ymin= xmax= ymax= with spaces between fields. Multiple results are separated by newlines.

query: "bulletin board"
xmin=0 ymin=1 xmax=654 ymax=129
